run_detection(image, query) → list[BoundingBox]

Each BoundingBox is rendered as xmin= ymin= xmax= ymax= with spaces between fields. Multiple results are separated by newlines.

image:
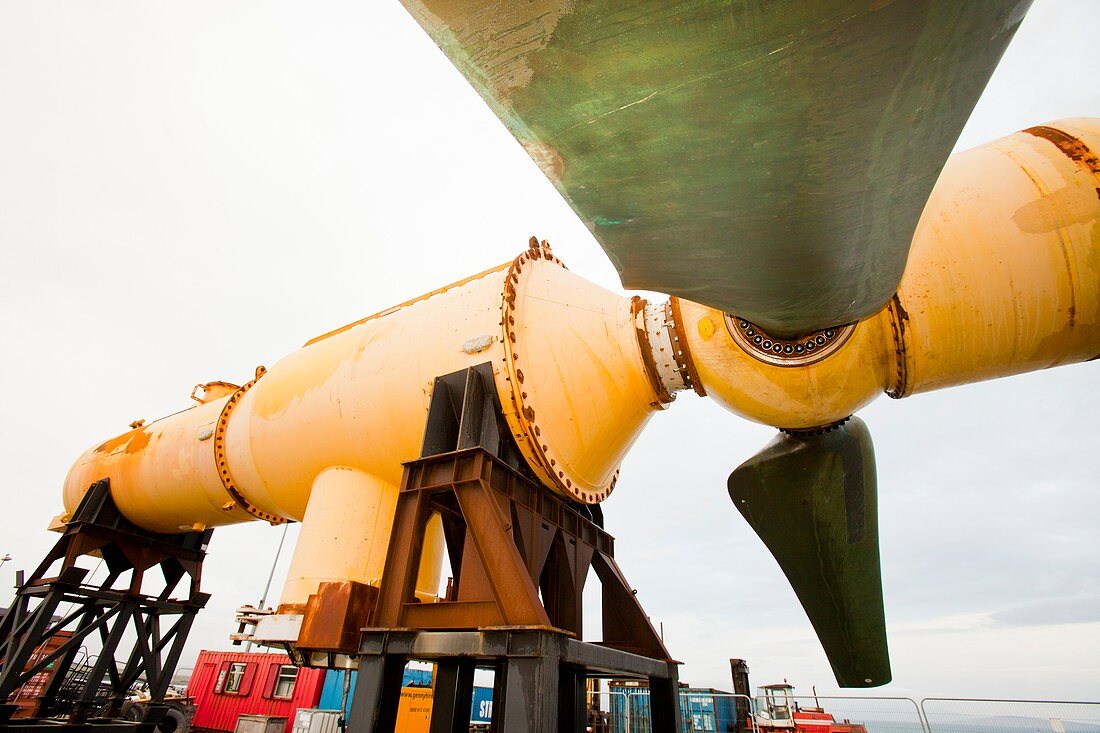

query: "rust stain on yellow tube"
xmin=895 ymin=118 xmax=1099 ymax=395
xmin=1024 ymin=125 xmax=1100 ymax=174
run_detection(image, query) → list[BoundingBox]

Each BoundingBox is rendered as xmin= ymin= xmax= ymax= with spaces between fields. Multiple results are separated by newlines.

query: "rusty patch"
xmin=892 ymin=294 xmax=910 ymax=325
xmin=297 ymin=581 xmax=379 ymax=655
xmin=1024 ymin=126 xmax=1100 ymax=175
xmin=885 ymin=295 xmax=911 ymax=399
xmin=402 ymin=0 xmax=576 ymax=105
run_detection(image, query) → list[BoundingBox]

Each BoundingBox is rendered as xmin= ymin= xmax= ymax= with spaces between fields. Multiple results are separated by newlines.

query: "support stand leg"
xmin=347 ymin=654 xmax=406 ymax=733
xmin=428 ymin=661 xmax=474 ymax=733
xmin=558 ymin=666 xmax=587 ymax=733
xmin=488 ymin=665 xmax=508 ymax=733
xmin=495 ymin=654 xmax=558 ymax=733
xmin=350 ymin=630 xmax=681 ymax=733
xmin=648 ymin=672 xmax=684 ymax=733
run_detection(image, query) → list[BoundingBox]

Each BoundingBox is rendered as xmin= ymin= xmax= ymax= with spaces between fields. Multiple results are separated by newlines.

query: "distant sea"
xmin=861 ymin=717 xmax=1100 ymax=733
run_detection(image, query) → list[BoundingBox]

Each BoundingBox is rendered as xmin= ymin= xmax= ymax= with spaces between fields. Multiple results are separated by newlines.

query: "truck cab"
xmin=754 ymin=683 xmax=796 ymax=728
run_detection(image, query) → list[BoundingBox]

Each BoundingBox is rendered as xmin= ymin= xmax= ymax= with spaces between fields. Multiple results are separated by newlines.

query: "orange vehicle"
xmin=751 ymin=684 xmax=867 ymax=733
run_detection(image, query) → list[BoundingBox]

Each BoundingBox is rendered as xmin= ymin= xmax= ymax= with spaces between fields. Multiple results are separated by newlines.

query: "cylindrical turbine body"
xmin=63 ymin=246 xmax=667 ymax=619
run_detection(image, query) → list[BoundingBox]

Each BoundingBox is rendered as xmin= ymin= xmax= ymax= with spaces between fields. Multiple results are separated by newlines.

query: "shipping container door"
xmin=189 ymin=661 xmax=217 ymax=697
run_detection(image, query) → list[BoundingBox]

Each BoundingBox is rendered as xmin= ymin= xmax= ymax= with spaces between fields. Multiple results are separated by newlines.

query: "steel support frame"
xmin=351 ymin=364 xmax=681 ymax=731
xmin=0 ymin=480 xmax=210 ymax=729
xmin=371 ymin=448 xmax=670 ymax=663
xmin=348 ymin=629 xmax=681 ymax=733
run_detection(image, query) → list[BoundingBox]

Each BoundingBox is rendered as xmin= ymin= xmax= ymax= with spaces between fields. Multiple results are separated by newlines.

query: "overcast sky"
xmin=1 ymin=0 xmax=1097 ymax=705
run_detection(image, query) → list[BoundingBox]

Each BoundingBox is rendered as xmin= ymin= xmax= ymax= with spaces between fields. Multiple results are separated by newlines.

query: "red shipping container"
xmin=187 ymin=651 xmax=326 ymax=733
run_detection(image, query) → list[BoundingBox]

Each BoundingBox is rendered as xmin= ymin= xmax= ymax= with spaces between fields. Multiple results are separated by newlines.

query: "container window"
xmin=224 ymin=663 xmax=247 ymax=694
xmin=273 ymin=665 xmax=298 ymax=699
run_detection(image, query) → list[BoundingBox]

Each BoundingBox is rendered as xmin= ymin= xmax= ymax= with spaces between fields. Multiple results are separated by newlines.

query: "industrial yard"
xmin=2 ymin=1 xmax=1098 ymax=732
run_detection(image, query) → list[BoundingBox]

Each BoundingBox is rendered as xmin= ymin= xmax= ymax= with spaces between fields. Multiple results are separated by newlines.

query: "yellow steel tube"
xmin=63 ymin=396 xmax=256 ymax=532
xmin=280 ymin=468 xmax=443 ymax=608
xmin=279 ymin=467 xmax=398 ymax=608
xmin=498 ymin=247 xmax=663 ymax=502
xmin=64 ymin=248 xmax=665 ymax=531
xmin=61 ymin=263 xmax=509 ymax=533
xmin=894 ymin=118 xmax=1100 ymax=396
xmin=61 ymin=243 xmax=664 ymax=622
xmin=673 ymin=300 xmax=893 ymax=430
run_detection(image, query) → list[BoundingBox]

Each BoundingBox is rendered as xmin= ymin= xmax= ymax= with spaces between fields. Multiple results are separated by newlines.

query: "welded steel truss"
xmin=371 ymin=447 xmax=670 ymax=656
xmin=350 ymin=365 xmax=682 ymax=732
xmin=0 ymin=480 xmax=210 ymax=730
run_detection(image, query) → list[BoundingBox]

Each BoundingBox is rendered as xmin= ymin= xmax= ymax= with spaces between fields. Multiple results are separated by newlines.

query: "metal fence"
xmin=582 ymin=692 xmax=1100 ymax=733
xmin=786 ymin=695 xmax=926 ymax=733
xmin=586 ymin=690 xmax=755 ymax=733
xmin=921 ymin=698 xmax=1100 ymax=733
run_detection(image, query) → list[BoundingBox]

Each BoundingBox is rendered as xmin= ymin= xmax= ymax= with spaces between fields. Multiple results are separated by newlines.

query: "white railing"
xmin=584 ymin=691 xmax=1100 ymax=733
xmin=921 ymin=697 xmax=1100 ymax=733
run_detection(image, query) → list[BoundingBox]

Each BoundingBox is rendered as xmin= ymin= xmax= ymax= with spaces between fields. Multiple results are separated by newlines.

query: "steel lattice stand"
xmin=0 ymin=480 xmax=211 ymax=732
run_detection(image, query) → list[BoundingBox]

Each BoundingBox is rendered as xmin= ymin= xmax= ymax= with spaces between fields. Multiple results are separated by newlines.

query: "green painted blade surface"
xmin=400 ymin=0 xmax=1029 ymax=335
xmin=728 ymin=418 xmax=889 ymax=687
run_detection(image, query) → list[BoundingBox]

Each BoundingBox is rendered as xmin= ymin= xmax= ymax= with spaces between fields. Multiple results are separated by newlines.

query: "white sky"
xmin=1 ymin=0 xmax=1097 ymax=704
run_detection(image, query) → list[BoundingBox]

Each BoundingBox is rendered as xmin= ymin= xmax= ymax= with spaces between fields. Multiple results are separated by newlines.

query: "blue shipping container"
xmin=607 ymin=685 xmax=737 ymax=733
xmin=318 ymin=668 xmax=432 ymax=715
xmin=469 ymin=686 xmax=493 ymax=725
xmin=320 ymin=668 xmax=491 ymax=724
